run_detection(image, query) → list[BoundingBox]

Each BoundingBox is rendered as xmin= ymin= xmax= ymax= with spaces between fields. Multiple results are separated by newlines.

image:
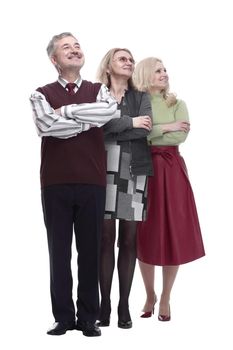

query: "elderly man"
xmin=30 ymin=32 xmax=117 ymax=337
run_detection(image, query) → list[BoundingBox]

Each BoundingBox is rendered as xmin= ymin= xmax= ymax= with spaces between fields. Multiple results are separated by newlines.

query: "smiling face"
xmin=50 ymin=35 xmax=85 ymax=74
xmin=109 ymin=50 xmax=135 ymax=79
xmin=150 ymin=61 xmax=169 ymax=93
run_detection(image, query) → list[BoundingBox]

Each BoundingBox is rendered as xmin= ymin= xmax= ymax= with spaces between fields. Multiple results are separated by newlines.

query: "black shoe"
xmin=47 ymin=321 xmax=76 ymax=335
xmin=117 ymin=303 xmax=132 ymax=329
xmin=98 ymin=300 xmax=111 ymax=327
xmin=76 ymin=320 xmax=101 ymax=337
xmin=118 ymin=320 xmax=133 ymax=329
xmin=96 ymin=319 xmax=110 ymax=327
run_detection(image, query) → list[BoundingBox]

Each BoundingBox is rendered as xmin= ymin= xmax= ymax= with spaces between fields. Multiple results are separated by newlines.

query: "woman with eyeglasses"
xmin=95 ymin=48 xmax=153 ymax=329
xmin=133 ymin=57 xmax=205 ymax=321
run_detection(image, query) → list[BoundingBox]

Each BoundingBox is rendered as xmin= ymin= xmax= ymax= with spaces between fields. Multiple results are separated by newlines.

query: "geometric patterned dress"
xmin=104 ymin=98 xmax=148 ymax=221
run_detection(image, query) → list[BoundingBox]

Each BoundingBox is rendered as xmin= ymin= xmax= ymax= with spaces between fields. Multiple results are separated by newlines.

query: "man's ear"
xmin=50 ymin=55 xmax=61 ymax=74
xmin=50 ymin=55 xmax=57 ymax=65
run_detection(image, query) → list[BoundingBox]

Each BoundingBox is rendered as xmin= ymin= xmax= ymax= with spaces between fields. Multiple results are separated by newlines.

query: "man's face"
xmin=51 ymin=36 xmax=85 ymax=73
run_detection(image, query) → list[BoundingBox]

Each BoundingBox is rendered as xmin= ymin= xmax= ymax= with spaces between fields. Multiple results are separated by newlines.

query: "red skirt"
xmin=137 ymin=146 xmax=205 ymax=266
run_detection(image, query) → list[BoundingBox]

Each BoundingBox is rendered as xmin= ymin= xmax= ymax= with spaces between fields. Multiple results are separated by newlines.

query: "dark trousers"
xmin=41 ymin=184 xmax=106 ymax=323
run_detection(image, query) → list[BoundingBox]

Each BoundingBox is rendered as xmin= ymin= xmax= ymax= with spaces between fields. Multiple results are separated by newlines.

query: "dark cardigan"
xmin=104 ymin=88 xmax=153 ymax=176
xmin=125 ymin=89 xmax=153 ymax=176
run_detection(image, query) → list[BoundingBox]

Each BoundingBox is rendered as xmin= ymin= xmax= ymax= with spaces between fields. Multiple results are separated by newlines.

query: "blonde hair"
xmin=133 ymin=57 xmax=177 ymax=107
xmin=96 ymin=48 xmax=135 ymax=89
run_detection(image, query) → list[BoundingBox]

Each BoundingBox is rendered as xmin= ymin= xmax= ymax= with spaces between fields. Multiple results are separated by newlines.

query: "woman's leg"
xmin=98 ymin=219 xmax=116 ymax=321
xmin=117 ymin=220 xmax=137 ymax=321
xmin=138 ymin=260 xmax=156 ymax=312
xmin=159 ymin=265 xmax=179 ymax=317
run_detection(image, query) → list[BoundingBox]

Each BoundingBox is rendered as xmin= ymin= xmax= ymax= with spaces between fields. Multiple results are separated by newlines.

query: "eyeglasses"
xmin=113 ymin=56 xmax=135 ymax=64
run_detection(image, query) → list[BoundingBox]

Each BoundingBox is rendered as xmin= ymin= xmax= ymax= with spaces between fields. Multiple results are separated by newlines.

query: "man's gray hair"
xmin=46 ymin=32 xmax=75 ymax=57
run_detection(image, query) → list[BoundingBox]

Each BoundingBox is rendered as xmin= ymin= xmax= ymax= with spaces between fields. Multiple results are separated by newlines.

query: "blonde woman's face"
xmin=109 ymin=50 xmax=135 ymax=78
xmin=150 ymin=61 xmax=169 ymax=93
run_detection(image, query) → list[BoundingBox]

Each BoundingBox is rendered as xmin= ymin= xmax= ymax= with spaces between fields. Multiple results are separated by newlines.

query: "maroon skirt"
xmin=137 ymin=146 xmax=205 ymax=266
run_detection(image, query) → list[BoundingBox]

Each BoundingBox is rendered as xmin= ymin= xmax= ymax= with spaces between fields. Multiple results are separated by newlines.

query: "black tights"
xmin=98 ymin=219 xmax=137 ymax=321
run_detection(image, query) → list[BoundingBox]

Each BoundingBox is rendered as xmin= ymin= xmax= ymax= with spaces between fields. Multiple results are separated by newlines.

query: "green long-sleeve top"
xmin=148 ymin=94 xmax=189 ymax=146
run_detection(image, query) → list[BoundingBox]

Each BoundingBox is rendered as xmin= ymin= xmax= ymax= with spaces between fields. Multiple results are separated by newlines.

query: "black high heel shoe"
xmin=96 ymin=302 xmax=111 ymax=327
xmin=117 ymin=304 xmax=132 ymax=329
xmin=118 ymin=320 xmax=132 ymax=329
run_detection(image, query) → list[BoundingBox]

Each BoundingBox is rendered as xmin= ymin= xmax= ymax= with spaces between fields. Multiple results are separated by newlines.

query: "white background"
xmin=1 ymin=0 xmax=232 ymax=349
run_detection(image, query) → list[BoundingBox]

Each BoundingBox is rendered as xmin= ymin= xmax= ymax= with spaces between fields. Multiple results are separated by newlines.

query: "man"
xmin=30 ymin=32 xmax=117 ymax=337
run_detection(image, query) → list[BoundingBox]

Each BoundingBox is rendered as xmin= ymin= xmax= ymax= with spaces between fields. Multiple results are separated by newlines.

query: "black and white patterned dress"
xmin=104 ymin=97 xmax=148 ymax=221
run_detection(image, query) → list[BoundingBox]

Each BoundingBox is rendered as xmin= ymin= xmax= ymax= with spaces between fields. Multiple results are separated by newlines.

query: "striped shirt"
xmin=30 ymin=78 xmax=119 ymax=139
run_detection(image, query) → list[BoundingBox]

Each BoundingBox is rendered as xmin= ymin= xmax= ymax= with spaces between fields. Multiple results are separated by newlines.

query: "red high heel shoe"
xmin=158 ymin=305 xmax=171 ymax=321
xmin=140 ymin=308 xmax=154 ymax=318
xmin=140 ymin=295 xmax=157 ymax=318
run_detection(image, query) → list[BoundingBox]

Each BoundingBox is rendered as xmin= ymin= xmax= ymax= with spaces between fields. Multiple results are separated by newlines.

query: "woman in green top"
xmin=133 ymin=57 xmax=205 ymax=321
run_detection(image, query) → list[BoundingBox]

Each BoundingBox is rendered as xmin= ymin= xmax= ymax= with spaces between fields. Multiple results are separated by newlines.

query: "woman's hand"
xmin=133 ymin=116 xmax=152 ymax=130
xmin=161 ymin=120 xmax=190 ymax=133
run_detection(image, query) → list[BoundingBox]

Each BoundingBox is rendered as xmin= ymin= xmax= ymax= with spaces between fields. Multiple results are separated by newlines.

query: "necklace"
xmin=110 ymin=90 xmax=125 ymax=103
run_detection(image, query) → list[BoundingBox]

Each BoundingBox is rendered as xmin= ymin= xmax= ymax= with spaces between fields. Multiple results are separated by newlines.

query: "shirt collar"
xmin=58 ymin=76 xmax=82 ymax=89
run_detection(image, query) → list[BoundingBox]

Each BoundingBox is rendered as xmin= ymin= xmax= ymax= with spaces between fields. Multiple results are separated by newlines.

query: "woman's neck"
xmin=149 ymin=87 xmax=162 ymax=95
xmin=110 ymin=78 xmax=128 ymax=103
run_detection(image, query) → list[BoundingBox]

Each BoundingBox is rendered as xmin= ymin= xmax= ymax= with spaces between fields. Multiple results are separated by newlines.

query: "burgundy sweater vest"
xmin=37 ymin=80 xmax=107 ymax=188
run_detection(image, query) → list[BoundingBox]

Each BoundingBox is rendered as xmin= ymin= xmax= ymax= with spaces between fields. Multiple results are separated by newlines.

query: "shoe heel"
xmin=140 ymin=307 xmax=154 ymax=318
xmin=140 ymin=295 xmax=157 ymax=318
